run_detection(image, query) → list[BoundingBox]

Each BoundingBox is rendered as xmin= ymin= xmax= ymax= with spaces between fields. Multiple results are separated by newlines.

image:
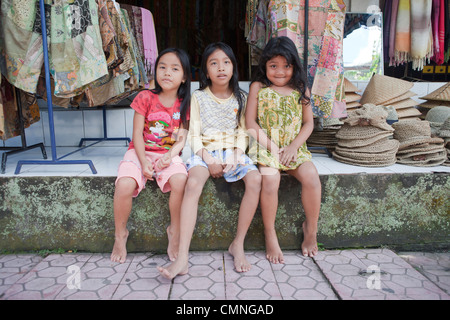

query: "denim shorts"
xmin=186 ymin=149 xmax=258 ymax=182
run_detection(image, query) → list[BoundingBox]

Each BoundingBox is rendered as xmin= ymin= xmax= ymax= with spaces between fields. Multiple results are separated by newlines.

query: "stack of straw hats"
xmin=425 ymin=106 xmax=450 ymax=166
xmin=344 ymin=78 xmax=362 ymax=113
xmin=332 ymin=104 xmax=399 ymax=167
xmin=418 ymin=82 xmax=450 ymax=114
xmin=360 ymin=74 xmax=422 ymax=121
xmin=439 ymin=118 xmax=450 ymax=166
xmin=392 ymin=120 xmax=446 ymax=166
xmin=307 ymin=117 xmax=342 ymax=152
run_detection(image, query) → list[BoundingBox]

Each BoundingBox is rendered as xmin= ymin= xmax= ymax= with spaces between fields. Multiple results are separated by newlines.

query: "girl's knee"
xmin=261 ymin=174 xmax=280 ymax=194
xmin=244 ymin=170 xmax=262 ymax=192
xmin=169 ymin=174 xmax=188 ymax=192
xmin=115 ymin=177 xmax=137 ymax=197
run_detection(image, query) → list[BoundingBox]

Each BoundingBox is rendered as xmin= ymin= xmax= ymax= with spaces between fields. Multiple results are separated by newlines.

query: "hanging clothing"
xmin=411 ymin=1 xmax=433 ymax=70
xmin=0 ymin=75 xmax=40 ymax=141
xmin=0 ymin=0 xmax=109 ymax=97
xmin=142 ymin=7 xmax=158 ymax=80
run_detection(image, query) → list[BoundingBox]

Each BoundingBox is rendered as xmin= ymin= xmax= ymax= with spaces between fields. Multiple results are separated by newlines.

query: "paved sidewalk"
xmin=0 ymin=249 xmax=448 ymax=300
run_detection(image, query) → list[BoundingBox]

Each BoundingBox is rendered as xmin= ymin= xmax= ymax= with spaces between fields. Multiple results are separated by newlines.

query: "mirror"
xmin=343 ymin=12 xmax=383 ymax=81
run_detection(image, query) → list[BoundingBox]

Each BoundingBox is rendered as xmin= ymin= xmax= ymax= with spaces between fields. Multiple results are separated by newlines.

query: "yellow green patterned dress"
xmin=249 ymin=87 xmax=312 ymax=170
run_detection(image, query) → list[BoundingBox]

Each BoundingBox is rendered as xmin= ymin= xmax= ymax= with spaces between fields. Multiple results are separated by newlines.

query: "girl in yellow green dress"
xmin=246 ymin=36 xmax=322 ymax=263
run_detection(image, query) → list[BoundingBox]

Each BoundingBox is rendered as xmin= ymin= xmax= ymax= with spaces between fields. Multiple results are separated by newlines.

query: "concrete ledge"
xmin=0 ymin=173 xmax=449 ymax=253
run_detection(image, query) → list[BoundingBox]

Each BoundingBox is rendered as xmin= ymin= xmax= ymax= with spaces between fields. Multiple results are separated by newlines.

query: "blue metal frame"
xmin=15 ymin=0 xmax=130 ymax=174
xmin=78 ymin=105 xmax=130 ymax=147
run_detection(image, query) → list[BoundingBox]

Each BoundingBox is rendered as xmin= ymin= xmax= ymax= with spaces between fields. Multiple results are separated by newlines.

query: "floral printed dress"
xmin=249 ymin=87 xmax=312 ymax=170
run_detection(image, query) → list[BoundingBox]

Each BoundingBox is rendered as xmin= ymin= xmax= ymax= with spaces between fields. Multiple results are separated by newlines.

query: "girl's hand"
xmin=223 ymin=149 xmax=244 ymax=173
xmin=142 ymin=160 xmax=154 ymax=180
xmin=155 ymin=153 xmax=171 ymax=171
xmin=279 ymin=145 xmax=298 ymax=167
xmin=203 ymin=154 xmax=224 ymax=178
xmin=208 ymin=162 xmax=225 ymax=178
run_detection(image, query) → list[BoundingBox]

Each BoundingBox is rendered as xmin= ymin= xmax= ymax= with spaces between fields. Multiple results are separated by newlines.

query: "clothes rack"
xmin=1 ymin=87 xmax=47 ymax=174
xmin=15 ymin=0 xmax=131 ymax=174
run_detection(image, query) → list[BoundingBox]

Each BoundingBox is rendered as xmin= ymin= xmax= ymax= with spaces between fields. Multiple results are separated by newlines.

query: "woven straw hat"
xmin=425 ymin=106 xmax=450 ymax=135
xmin=392 ymin=120 xmax=436 ymax=150
xmin=397 ymin=107 xmax=422 ymax=119
xmin=360 ymin=74 xmax=414 ymax=105
xmin=344 ymin=78 xmax=360 ymax=93
xmin=336 ymin=137 xmax=398 ymax=153
xmin=332 ymin=151 xmax=396 ymax=167
xmin=439 ymin=117 xmax=450 ymax=138
xmin=388 ymin=98 xmax=418 ymax=110
xmin=345 ymin=92 xmax=362 ymax=103
xmin=420 ymin=82 xmax=450 ymax=102
xmin=343 ymin=104 xmax=394 ymax=131
xmin=396 ymin=151 xmax=446 ymax=167
xmin=418 ymin=100 xmax=450 ymax=109
xmin=397 ymin=141 xmax=444 ymax=156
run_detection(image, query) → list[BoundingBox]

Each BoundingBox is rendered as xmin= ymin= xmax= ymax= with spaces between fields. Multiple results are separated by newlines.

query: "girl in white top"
xmin=158 ymin=42 xmax=261 ymax=279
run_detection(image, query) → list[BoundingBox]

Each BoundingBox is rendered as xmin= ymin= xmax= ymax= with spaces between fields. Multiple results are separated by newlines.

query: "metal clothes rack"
xmin=1 ymin=87 xmax=47 ymax=174
xmin=15 ymin=0 xmax=130 ymax=174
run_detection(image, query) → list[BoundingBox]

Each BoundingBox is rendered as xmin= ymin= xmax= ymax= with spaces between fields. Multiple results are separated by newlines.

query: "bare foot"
xmin=228 ymin=241 xmax=251 ymax=272
xmin=264 ymin=229 xmax=285 ymax=264
xmin=157 ymin=257 xmax=189 ymax=280
xmin=110 ymin=229 xmax=129 ymax=264
xmin=166 ymin=226 xmax=179 ymax=261
xmin=301 ymin=221 xmax=318 ymax=257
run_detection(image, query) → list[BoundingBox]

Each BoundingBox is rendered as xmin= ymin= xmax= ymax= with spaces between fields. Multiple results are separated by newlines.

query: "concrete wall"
xmin=1 ymin=173 xmax=448 ymax=253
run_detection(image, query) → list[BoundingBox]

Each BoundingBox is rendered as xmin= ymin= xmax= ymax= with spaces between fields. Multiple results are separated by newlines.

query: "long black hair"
xmin=252 ymin=36 xmax=310 ymax=105
xmin=199 ymin=42 xmax=246 ymax=123
xmin=151 ymin=47 xmax=191 ymax=127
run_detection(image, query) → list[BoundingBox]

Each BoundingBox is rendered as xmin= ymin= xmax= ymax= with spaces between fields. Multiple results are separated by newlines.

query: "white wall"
xmin=0 ymin=81 xmax=445 ymax=148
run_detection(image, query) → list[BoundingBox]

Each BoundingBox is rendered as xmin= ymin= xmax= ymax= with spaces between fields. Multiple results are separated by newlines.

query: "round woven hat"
xmin=392 ymin=120 xmax=434 ymax=150
xmin=396 ymin=151 xmax=446 ymax=167
xmin=332 ymin=151 xmax=396 ymax=167
xmin=336 ymin=138 xmax=399 ymax=154
xmin=397 ymin=141 xmax=444 ymax=156
xmin=438 ymin=117 xmax=450 ymax=137
xmin=420 ymin=82 xmax=450 ymax=102
xmin=360 ymin=74 xmax=414 ymax=105
xmin=425 ymin=106 xmax=450 ymax=135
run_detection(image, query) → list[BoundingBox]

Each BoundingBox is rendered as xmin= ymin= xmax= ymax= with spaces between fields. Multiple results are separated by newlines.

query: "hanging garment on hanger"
xmin=394 ymin=0 xmax=411 ymax=66
xmin=309 ymin=1 xmax=346 ymax=119
xmin=141 ymin=7 xmax=158 ymax=81
xmin=411 ymin=0 xmax=433 ymax=70
xmin=0 ymin=0 xmax=109 ymax=97
xmin=388 ymin=0 xmax=399 ymax=66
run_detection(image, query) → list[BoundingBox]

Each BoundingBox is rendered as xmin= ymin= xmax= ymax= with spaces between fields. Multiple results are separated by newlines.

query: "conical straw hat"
xmin=344 ymin=78 xmax=360 ymax=93
xmin=345 ymin=92 xmax=361 ymax=103
xmin=360 ymin=74 xmax=414 ymax=105
xmin=388 ymin=98 xmax=418 ymax=110
xmin=396 ymin=107 xmax=422 ymax=118
xmin=381 ymin=91 xmax=416 ymax=105
xmin=420 ymin=82 xmax=450 ymax=101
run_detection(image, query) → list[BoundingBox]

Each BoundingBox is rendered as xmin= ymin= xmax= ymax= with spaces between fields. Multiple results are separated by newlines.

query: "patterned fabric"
xmin=0 ymin=0 xmax=108 ymax=97
xmin=0 ymin=75 xmax=40 ymax=141
xmin=310 ymin=7 xmax=346 ymax=118
xmin=249 ymin=87 xmax=312 ymax=170
xmin=258 ymin=0 xmax=346 ymax=119
xmin=186 ymin=149 xmax=258 ymax=182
